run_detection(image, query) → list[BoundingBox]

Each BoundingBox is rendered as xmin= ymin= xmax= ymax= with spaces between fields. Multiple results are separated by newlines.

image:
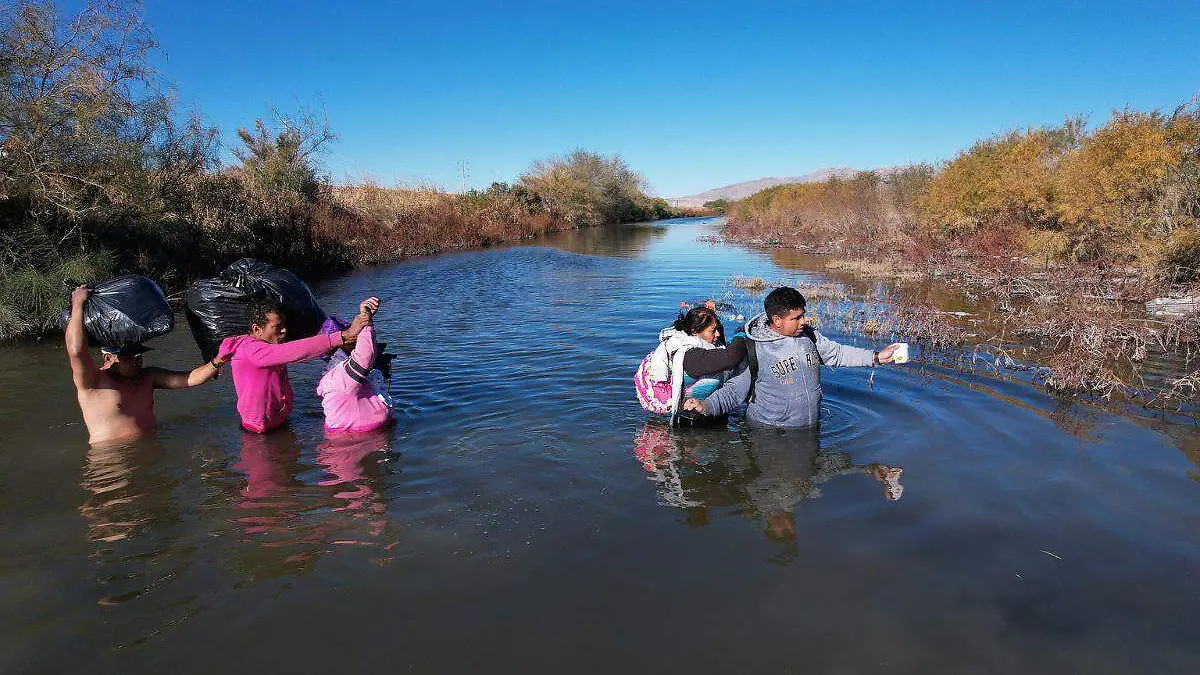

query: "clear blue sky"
xmin=141 ymin=0 xmax=1200 ymax=197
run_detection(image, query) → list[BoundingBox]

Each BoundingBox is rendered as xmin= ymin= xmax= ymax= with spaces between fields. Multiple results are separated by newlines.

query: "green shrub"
xmin=0 ymin=244 xmax=116 ymax=340
xmin=521 ymin=149 xmax=648 ymax=227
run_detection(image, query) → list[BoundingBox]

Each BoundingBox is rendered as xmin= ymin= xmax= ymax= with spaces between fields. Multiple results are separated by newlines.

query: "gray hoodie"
xmin=701 ymin=312 xmax=876 ymax=427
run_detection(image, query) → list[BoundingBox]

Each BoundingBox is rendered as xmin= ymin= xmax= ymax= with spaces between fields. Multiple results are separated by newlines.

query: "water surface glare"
xmin=2 ymin=218 xmax=1199 ymax=673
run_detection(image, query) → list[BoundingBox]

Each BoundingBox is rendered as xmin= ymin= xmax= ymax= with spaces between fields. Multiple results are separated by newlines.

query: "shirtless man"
xmin=67 ymin=285 xmax=226 ymax=445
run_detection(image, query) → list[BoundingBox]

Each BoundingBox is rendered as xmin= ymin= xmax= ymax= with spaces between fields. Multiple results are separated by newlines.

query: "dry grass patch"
xmin=731 ymin=275 xmax=768 ymax=292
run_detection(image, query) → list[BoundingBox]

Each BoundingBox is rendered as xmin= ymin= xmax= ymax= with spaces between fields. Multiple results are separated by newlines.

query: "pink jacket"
xmin=316 ymin=326 xmax=392 ymax=433
xmin=221 ymin=332 xmax=342 ymax=433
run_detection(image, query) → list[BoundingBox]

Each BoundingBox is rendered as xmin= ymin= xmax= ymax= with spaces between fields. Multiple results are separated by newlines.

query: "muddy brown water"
xmin=2 ymin=218 xmax=1198 ymax=673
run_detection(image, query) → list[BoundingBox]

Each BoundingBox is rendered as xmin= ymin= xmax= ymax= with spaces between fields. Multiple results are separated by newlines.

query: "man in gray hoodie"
xmin=683 ymin=286 xmax=901 ymax=428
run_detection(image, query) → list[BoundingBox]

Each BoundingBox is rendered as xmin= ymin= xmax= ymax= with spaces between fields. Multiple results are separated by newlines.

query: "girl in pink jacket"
xmin=316 ymin=297 xmax=394 ymax=434
xmin=219 ymin=299 xmax=369 ymax=433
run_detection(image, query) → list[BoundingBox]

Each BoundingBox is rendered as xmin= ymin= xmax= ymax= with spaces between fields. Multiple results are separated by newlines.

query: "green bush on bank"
xmin=703 ymin=199 xmax=728 ymax=214
xmin=0 ymin=0 xmax=204 ymax=338
xmin=522 ymin=149 xmax=648 ymax=226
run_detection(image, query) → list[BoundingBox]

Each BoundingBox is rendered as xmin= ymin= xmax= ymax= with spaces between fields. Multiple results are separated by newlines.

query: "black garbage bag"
xmin=57 ymin=275 xmax=174 ymax=348
xmin=184 ymin=258 xmax=326 ymax=360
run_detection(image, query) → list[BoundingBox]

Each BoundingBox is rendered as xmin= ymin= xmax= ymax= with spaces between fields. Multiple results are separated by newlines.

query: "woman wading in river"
xmin=635 ymin=303 xmax=749 ymax=420
xmin=316 ymin=296 xmax=395 ymax=434
xmin=219 ymin=299 xmax=371 ymax=433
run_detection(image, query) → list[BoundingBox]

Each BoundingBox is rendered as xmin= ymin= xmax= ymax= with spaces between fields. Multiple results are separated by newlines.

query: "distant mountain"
xmin=669 ymin=167 xmax=896 ymax=207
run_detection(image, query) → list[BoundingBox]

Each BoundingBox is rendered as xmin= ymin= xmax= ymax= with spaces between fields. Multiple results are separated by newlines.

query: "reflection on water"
xmin=81 ymin=441 xmax=167 ymax=545
xmin=2 ymin=218 xmax=1200 ymax=673
xmin=634 ymin=421 xmax=903 ymax=547
xmin=231 ymin=429 xmax=396 ymax=580
xmin=1048 ymin=397 xmax=1102 ymax=441
xmin=79 ymin=427 xmax=398 ymax=611
xmin=539 ymin=219 xmax=669 ymax=257
xmin=766 ymin=247 xmax=980 ymax=315
xmin=316 ymin=429 xmax=392 ymax=530
xmin=80 ymin=440 xmax=191 ymax=608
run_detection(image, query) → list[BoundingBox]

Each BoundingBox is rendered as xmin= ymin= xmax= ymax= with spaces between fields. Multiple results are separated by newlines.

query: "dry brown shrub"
xmin=731 ymin=275 xmax=767 ymax=292
xmin=726 ymin=170 xmax=925 ymax=255
xmin=330 ymin=183 xmax=568 ymax=263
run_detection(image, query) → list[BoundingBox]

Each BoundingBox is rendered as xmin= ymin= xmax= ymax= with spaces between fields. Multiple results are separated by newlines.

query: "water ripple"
xmin=4 ymin=219 xmax=1200 ymax=673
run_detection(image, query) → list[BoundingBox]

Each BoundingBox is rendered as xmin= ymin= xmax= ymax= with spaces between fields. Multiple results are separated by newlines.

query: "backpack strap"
xmin=801 ymin=324 xmax=824 ymax=364
xmin=745 ymin=340 xmax=759 ymax=404
xmin=669 ymin=345 xmax=690 ymax=427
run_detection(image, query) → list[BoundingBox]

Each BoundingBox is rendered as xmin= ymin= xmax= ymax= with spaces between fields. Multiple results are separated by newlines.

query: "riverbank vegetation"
xmin=0 ymin=1 xmax=704 ymax=340
xmin=724 ymin=104 xmax=1200 ymax=404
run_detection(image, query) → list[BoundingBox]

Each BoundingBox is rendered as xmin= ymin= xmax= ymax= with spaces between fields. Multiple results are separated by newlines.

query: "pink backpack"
xmin=634 ymin=352 xmax=675 ymax=414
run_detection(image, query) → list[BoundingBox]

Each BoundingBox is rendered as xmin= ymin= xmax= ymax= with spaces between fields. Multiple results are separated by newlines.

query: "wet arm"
xmin=683 ymin=336 xmax=747 ymax=378
xmin=241 ymin=332 xmax=342 ymax=368
xmin=813 ymin=330 xmax=876 ymax=368
xmin=702 ymin=368 xmax=752 ymax=416
xmin=65 ymin=300 xmax=99 ymax=390
xmin=147 ymin=360 xmax=224 ymax=389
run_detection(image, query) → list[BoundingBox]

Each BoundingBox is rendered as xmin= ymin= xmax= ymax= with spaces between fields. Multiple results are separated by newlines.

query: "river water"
xmin=2 ymin=218 xmax=1199 ymax=673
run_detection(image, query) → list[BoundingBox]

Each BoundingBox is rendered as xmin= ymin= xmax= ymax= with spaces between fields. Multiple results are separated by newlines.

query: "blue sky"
xmin=141 ymin=0 xmax=1200 ymax=197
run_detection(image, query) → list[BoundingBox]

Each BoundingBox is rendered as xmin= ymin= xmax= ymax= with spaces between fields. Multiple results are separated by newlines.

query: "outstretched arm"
xmin=700 ymin=368 xmax=753 ymax=416
xmin=65 ymin=286 xmax=100 ymax=391
xmin=682 ymin=336 xmax=747 ymax=378
xmin=147 ymin=353 xmax=229 ymax=389
xmin=239 ymin=311 xmax=371 ymax=368
xmin=240 ymin=331 xmax=344 ymax=368
xmin=347 ymin=297 xmax=379 ymax=372
xmin=813 ymin=330 xmax=876 ymax=367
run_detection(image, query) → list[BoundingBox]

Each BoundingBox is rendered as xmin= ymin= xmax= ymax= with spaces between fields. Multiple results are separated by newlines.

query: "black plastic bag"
xmin=57 ymin=275 xmax=174 ymax=348
xmin=184 ymin=258 xmax=327 ymax=360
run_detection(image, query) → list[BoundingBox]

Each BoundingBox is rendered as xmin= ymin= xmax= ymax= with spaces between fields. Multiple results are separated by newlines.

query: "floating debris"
xmin=1146 ymin=295 xmax=1200 ymax=319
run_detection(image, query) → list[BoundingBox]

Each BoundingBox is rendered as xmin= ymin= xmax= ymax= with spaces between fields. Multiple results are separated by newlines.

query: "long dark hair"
xmin=673 ymin=306 xmax=725 ymax=344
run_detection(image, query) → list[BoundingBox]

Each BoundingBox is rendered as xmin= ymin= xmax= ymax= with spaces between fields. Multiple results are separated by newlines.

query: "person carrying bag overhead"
xmin=218 ymin=297 xmax=370 ymax=434
xmin=65 ymin=285 xmax=226 ymax=445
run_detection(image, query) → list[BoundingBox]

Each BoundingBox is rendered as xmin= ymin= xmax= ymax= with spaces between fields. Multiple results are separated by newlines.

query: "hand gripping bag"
xmin=57 ymin=275 xmax=174 ymax=348
xmin=184 ymin=258 xmax=326 ymax=361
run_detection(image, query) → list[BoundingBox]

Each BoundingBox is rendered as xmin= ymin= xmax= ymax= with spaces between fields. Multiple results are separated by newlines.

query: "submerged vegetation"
xmin=0 ymin=1 xmax=704 ymax=340
xmin=723 ymin=105 xmax=1200 ymax=405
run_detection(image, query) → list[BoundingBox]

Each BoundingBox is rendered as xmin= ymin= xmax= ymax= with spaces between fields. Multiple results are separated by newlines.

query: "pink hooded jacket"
xmin=316 ymin=325 xmax=392 ymax=433
xmin=220 ymin=332 xmax=343 ymax=433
